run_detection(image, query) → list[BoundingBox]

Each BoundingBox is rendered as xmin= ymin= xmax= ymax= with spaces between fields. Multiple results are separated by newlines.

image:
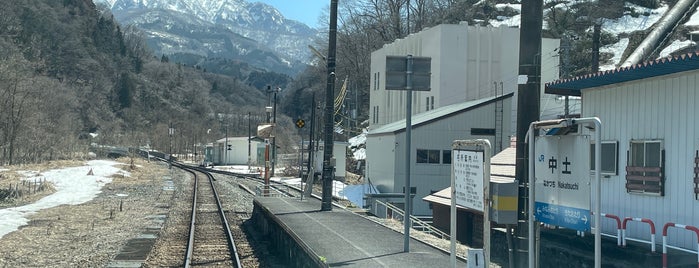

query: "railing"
xmin=374 ymin=199 xmax=451 ymax=240
xmin=599 ymin=213 xmax=623 ymax=246
xmin=622 ymin=217 xmax=657 ymax=252
xmin=662 ymin=222 xmax=699 ymax=268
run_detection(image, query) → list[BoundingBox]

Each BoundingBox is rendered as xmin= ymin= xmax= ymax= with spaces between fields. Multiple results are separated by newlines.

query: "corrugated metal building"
xmin=546 ymin=52 xmax=699 ymax=250
xmin=366 ymin=94 xmax=513 ymax=216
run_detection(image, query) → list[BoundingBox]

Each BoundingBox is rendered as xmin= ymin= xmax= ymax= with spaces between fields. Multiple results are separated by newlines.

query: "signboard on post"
xmin=451 ymin=140 xmax=491 ymax=268
xmin=453 ymin=150 xmax=485 ymax=211
xmin=385 ymin=56 xmax=431 ymax=91
xmin=534 ymin=135 xmax=591 ymax=231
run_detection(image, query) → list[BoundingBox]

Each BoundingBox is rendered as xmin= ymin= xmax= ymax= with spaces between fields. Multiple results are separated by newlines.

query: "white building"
xmin=211 ymin=136 xmax=265 ymax=165
xmin=369 ymin=23 xmax=572 ymax=133
xmin=546 ymin=53 xmax=699 ymax=250
xmin=366 ymin=94 xmax=513 ymax=216
xmin=365 ymin=22 xmax=569 ymax=217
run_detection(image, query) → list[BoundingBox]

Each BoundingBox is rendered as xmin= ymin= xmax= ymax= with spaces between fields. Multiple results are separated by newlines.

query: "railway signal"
xmin=295 ymin=118 xmax=305 ymax=129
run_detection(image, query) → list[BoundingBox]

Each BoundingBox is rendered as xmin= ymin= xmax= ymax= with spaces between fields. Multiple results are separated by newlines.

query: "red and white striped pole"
xmin=622 ymin=217 xmax=656 ymax=252
xmin=662 ymin=222 xmax=699 ymax=268
xmin=601 ymin=213 xmax=622 ymax=246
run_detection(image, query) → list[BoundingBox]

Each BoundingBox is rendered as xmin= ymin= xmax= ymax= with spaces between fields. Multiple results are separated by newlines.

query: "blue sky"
xmin=255 ymin=0 xmax=328 ymax=28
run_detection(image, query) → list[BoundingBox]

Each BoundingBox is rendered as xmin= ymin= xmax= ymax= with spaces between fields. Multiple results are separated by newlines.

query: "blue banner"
xmin=535 ymin=202 xmax=590 ymax=232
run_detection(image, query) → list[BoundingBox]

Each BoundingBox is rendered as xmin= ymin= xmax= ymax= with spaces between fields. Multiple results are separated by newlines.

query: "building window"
xmin=590 ymin=141 xmax=618 ymax=175
xmin=442 ymin=150 xmax=451 ymax=164
xmin=430 ymin=96 xmax=434 ymax=110
xmin=426 ymin=97 xmax=430 ymax=111
xmin=372 ymin=106 xmax=380 ymax=124
xmin=417 ymin=149 xmax=440 ymax=164
xmin=626 ymin=140 xmax=664 ymax=195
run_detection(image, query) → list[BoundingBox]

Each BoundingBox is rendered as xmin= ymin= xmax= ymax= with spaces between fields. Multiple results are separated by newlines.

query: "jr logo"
xmin=538 ymin=154 xmax=545 ymax=162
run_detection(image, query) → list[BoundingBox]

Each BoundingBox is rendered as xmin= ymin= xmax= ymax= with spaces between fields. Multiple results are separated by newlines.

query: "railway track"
xmin=184 ymin=166 xmax=242 ymax=267
xmin=144 ymin=163 xmax=248 ymax=267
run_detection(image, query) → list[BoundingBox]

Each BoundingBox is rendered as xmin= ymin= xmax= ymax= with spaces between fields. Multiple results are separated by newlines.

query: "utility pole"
xmin=514 ymin=0 xmax=543 ymax=267
xmin=248 ymin=111 xmax=251 ymax=171
xmin=307 ymin=93 xmax=316 ymax=181
xmin=321 ymin=0 xmax=339 ymax=211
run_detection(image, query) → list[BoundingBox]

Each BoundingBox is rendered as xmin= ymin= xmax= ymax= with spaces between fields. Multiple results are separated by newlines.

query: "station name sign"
xmin=534 ymin=135 xmax=591 ymax=231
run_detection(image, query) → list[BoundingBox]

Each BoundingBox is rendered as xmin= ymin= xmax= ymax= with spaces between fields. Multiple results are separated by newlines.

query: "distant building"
xmin=308 ymin=141 xmax=349 ymax=181
xmin=209 ymin=136 xmax=265 ymax=166
xmin=366 ymin=94 xmax=513 ymax=216
xmin=546 ymin=52 xmax=699 ymax=251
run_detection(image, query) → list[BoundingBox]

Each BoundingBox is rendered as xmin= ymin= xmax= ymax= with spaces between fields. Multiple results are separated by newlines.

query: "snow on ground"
xmin=658 ymin=40 xmax=696 ymax=58
xmin=348 ymin=129 xmax=367 ymax=160
xmin=684 ymin=7 xmax=699 ymax=26
xmin=602 ymin=3 xmax=667 ymax=35
xmin=600 ymin=38 xmax=629 ymax=71
xmin=487 ymin=2 xmax=672 ymax=70
xmin=0 ymin=160 xmax=127 ymax=239
xmin=271 ymin=175 xmax=379 ymax=208
xmin=212 ymin=165 xmax=260 ymax=174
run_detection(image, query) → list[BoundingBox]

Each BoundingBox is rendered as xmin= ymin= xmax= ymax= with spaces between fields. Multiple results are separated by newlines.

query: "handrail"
xmin=375 ymin=199 xmax=451 ymax=240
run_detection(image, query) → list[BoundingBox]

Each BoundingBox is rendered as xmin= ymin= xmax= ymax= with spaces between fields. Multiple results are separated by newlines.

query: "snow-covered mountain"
xmin=95 ymin=0 xmax=319 ymax=75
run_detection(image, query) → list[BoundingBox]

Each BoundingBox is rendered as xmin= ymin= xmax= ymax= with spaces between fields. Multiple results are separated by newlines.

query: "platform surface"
xmin=255 ymin=196 xmax=468 ymax=267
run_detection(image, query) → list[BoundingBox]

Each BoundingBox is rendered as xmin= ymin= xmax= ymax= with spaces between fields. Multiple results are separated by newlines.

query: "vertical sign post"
xmin=386 ymin=55 xmax=431 ymax=252
xmin=451 ymin=139 xmax=491 ymax=268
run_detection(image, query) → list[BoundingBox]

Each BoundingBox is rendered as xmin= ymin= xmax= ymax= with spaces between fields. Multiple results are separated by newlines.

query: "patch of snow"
xmin=489 ymin=14 xmax=520 ymax=28
xmin=352 ymin=148 xmax=366 ymax=161
xmin=599 ymin=38 xmax=629 ymax=71
xmin=686 ymin=7 xmax=699 ymax=26
xmin=348 ymin=129 xmax=367 ymax=160
xmin=657 ymin=40 xmax=696 ymax=59
xmin=0 ymin=160 xmax=125 ymax=239
xmin=602 ymin=3 xmax=667 ymax=35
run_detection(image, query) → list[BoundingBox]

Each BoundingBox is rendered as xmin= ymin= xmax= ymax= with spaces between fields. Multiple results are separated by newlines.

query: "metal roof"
xmin=423 ymin=147 xmax=516 ymax=209
xmin=367 ymin=93 xmax=514 ymax=136
xmin=545 ymin=52 xmax=699 ymax=96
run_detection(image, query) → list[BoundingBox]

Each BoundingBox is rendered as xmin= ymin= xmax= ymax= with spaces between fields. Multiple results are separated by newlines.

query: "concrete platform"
xmin=252 ymin=197 xmax=467 ymax=267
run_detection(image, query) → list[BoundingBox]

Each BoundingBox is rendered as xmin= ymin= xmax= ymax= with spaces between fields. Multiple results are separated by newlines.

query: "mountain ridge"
xmin=96 ymin=0 xmax=319 ymax=77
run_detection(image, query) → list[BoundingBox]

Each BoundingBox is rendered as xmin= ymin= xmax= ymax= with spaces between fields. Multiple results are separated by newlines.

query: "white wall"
xmin=582 ymin=71 xmax=699 ymax=250
xmin=213 ymin=137 xmax=261 ymax=165
xmin=369 ymin=23 xmax=521 ymax=129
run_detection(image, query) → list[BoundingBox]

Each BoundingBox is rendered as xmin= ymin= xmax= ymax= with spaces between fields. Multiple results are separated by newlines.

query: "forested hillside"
xmin=0 ymin=0 xmax=273 ymax=165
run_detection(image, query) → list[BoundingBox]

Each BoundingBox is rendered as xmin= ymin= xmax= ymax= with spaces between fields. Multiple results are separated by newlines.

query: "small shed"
xmin=211 ymin=136 xmax=266 ymax=166
xmin=423 ymin=147 xmax=516 ymax=247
